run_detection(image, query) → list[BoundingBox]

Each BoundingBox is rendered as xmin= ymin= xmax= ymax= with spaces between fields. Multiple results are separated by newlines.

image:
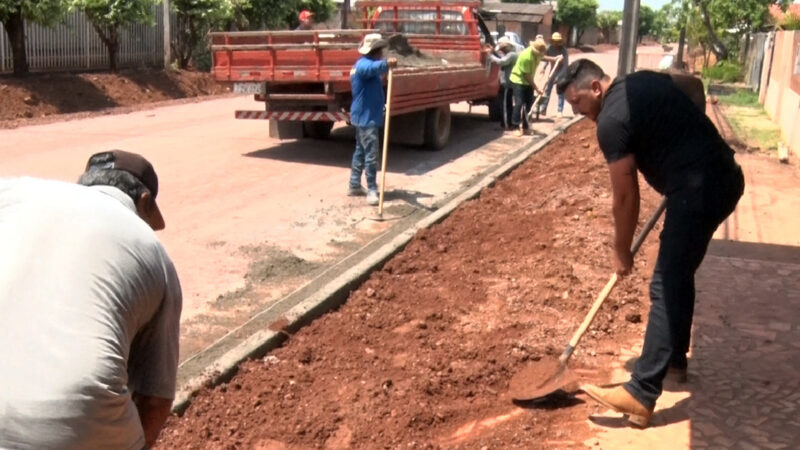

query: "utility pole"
xmin=617 ymin=0 xmax=640 ymax=76
xmin=163 ymin=0 xmax=171 ymax=69
xmin=341 ymin=0 xmax=350 ymax=29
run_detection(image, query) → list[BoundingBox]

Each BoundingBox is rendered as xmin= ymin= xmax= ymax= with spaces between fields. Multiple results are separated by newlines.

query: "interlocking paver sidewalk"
xmin=582 ymin=152 xmax=800 ymax=449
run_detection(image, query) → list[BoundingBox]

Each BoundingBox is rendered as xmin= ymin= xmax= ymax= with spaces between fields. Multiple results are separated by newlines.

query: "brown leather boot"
xmin=581 ymin=384 xmax=653 ymax=428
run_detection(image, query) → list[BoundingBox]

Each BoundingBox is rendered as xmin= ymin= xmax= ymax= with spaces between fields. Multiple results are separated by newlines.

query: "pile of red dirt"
xmin=0 ymin=69 xmax=229 ymax=128
xmin=159 ymin=120 xmax=663 ymax=449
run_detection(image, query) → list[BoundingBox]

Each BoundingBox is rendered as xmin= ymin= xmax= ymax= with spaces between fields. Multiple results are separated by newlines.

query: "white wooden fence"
xmin=0 ymin=6 xmax=173 ymax=74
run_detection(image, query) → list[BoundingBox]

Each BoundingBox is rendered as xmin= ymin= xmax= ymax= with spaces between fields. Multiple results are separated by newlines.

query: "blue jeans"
xmin=350 ymin=126 xmax=379 ymax=191
xmin=539 ymin=76 xmax=565 ymax=114
xmin=625 ymin=161 xmax=744 ymax=409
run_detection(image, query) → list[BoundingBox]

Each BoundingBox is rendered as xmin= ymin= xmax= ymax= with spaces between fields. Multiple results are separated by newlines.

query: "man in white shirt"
xmin=0 ymin=150 xmax=182 ymax=449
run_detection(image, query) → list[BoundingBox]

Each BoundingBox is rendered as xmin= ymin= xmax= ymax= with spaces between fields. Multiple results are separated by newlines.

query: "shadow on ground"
xmin=2 ymin=74 xmax=119 ymax=114
xmin=243 ymin=112 xmax=507 ymax=175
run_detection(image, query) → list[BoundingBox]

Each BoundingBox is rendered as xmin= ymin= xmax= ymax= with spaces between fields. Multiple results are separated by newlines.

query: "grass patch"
xmin=717 ymin=89 xmax=760 ymax=108
xmin=719 ymin=93 xmax=782 ymax=151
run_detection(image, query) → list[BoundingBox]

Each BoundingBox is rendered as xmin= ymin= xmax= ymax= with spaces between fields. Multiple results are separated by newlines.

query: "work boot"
xmin=366 ymin=189 xmax=379 ymax=206
xmin=348 ymin=185 xmax=367 ymax=197
xmin=581 ymin=384 xmax=653 ymax=428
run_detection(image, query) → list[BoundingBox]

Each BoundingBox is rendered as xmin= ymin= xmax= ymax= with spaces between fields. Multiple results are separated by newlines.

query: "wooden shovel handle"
xmin=558 ymin=197 xmax=668 ymax=364
xmin=378 ymin=68 xmax=393 ymax=215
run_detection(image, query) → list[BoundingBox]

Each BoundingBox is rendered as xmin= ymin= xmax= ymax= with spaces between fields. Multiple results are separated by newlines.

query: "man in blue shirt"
xmin=349 ymin=33 xmax=397 ymax=205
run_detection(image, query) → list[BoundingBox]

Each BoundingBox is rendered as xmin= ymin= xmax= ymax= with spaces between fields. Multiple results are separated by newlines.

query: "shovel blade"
xmin=509 ymin=358 xmax=577 ymax=401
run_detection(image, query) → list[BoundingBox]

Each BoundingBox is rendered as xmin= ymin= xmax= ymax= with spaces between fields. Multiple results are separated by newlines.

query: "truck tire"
xmin=423 ymin=105 xmax=451 ymax=151
xmin=302 ymin=121 xmax=334 ymax=140
xmin=488 ymin=91 xmax=504 ymax=122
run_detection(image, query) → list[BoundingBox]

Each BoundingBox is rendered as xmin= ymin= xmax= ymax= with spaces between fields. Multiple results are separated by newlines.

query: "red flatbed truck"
xmin=209 ymin=0 xmax=501 ymax=150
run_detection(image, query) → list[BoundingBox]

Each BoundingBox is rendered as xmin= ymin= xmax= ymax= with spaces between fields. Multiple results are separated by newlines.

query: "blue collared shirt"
xmin=349 ymin=56 xmax=388 ymax=127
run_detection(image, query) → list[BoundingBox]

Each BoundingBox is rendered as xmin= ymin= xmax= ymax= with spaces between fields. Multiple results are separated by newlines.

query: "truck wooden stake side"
xmin=209 ymin=0 xmax=502 ymax=150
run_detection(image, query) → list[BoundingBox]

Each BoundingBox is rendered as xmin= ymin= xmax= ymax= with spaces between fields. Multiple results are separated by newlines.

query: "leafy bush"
xmin=702 ymin=61 xmax=743 ymax=83
xmin=192 ymin=44 xmax=213 ymax=72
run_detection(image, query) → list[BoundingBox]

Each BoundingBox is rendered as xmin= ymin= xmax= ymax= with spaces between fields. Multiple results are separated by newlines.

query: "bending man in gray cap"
xmin=0 ymin=150 xmax=182 ymax=449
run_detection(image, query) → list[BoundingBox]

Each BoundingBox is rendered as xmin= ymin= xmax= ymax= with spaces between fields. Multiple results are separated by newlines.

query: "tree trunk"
xmin=694 ymin=0 xmax=728 ymax=61
xmin=108 ymin=38 xmax=118 ymax=71
xmin=674 ymin=26 xmax=686 ymax=70
xmin=4 ymin=12 xmax=29 ymax=77
xmin=175 ymin=13 xmax=191 ymax=69
xmin=90 ymin=20 xmax=120 ymax=71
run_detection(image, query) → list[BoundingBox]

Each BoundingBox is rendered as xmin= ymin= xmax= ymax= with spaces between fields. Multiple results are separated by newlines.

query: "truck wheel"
xmin=423 ymin=105 xmax=451 ymax=151
xmin=488 ymin=91 xmax=504 ymax=122
xmin=303 ymin=121 xmax=334 ymax=140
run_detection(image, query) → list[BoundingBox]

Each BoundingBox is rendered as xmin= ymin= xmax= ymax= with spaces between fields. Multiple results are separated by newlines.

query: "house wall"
xmin=760 ymin=31 xmax=800 ymax=158
xmin=489 ymin=11 xmax=553 ymax=45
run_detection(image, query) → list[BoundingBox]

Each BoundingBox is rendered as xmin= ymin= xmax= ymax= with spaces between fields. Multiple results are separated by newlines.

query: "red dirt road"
xmin=0 ymin=95 xmax=530 ymax=361
xmin=159 ymin=120 xmax=664 ymax=449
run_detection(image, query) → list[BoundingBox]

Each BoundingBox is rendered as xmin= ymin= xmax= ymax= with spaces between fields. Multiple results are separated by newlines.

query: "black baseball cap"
xmin=85 ymin=150 xmax=164 ymax=228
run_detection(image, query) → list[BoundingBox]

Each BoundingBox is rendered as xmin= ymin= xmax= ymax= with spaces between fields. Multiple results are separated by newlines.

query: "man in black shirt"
xmin=556 ymin=59 xmax=744 ymax=427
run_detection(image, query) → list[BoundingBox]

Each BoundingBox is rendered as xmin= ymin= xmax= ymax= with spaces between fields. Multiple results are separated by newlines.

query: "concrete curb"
xmin=172 ymin=116 xmax=584 ymax=414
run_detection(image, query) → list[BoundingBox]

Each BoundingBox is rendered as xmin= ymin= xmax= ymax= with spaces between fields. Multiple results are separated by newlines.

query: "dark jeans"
xmin=500 ymin=84 xmax=514 ymax=129
xmin=350 ymin=126 xmax=379 ymax=191
xmin=625 ymin=160 xmax=745 ymax=410
xmin=511 ymin=82 xmax=533 ymax=130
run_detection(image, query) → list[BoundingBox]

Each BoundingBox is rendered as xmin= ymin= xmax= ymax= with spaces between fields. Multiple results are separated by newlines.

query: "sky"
xmin=597 ymin=0 xmax=671 ymax=12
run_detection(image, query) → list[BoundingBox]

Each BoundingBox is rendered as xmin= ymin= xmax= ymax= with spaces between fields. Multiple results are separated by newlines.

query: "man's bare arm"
xmin=608 ymin=154 xmax=640 ymax=276
xmin=133 ymin=393 xmax=173 ymax=447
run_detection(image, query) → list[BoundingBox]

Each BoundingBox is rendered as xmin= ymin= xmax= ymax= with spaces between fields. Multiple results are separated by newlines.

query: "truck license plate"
xmin=233 ymin=83 xmax=264 ymax=94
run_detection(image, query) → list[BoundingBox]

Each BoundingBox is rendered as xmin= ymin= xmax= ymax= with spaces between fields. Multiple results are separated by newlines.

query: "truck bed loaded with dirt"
xmin=209 ymin=0 xmax=501 ymax=150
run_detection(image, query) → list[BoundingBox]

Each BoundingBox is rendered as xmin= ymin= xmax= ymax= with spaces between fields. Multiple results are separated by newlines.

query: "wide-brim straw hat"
xmin=496 ymin=36 xmax=513 ymax=51
xmin=530 ymin=39 xmax=547 ymax=55
xmin=358 ymin=33 xmax=388 ymax=55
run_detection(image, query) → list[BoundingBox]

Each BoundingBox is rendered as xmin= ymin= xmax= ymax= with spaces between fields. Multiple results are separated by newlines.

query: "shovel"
xmin=509 ymin=197 xmax=668 ymax=401
xmin=377 ymin=68 xmax=394 ymax=217
xmin=527 ymin=58 xmax=562 ymax=123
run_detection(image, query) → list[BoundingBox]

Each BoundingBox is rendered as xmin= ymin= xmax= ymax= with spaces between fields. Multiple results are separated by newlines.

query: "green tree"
xmin=171 ymin=0 xmax=233 ymax=69
xmin=638 ymin=5 xmax=656 ymax=40
xmin=652 ymin=4 xmax=677 ymax=42
xmin=0 ymin=0 xmax=69 ymax=76
xmin=692 ymin=0 xmax=771 ymax=61
xmin=557 ymin=0 xmax=598 ymax=44
xmin=72 ymin=0 xmax=157 ymax=71
xmin=596 ymin=10 xmax=622 ymax=43
xmin=687 ymin=5 xmax=712 ymax=67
